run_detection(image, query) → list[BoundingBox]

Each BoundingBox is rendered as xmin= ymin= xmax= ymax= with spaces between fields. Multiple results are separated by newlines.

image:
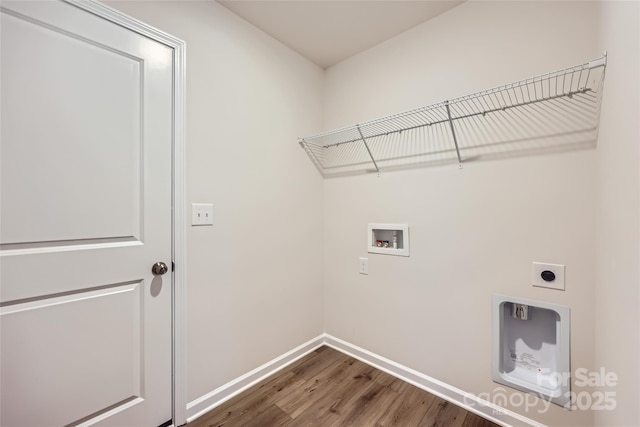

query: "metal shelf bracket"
xmin=356 ymin=124 xmax=380 ymax=174
xmin=445 ymin=100 xmax=463 ymax=169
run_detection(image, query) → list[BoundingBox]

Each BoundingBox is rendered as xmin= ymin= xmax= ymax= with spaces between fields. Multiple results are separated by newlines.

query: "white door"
xmin=1 ymin=1 xmax=174 ymax=426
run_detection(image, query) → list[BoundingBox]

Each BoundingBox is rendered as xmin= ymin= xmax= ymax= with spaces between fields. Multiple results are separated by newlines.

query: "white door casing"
xmin=0 ymin=1 xmax=186 ymax=425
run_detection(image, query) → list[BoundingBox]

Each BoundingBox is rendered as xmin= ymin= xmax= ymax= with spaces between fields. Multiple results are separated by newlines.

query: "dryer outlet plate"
xmin=532 ymin=262 xmax=565 ymax=290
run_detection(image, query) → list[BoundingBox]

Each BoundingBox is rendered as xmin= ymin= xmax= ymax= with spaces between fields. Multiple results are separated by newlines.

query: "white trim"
xmin=186 ymin=335 xmax=325 ymax=423
xmin=186 ymin=333 xmax=545 ymax=427
xmin=323 ymin=334 xmax=546 ymax=427
xmin=62 ymin=1 xmax=188 ymax=425
xmin=169 ymin=20 xmax=188 ymax=427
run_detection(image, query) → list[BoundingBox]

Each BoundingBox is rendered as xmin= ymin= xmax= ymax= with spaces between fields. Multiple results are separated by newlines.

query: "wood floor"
xmin=187 ymin=346 xmax=499 ymax=427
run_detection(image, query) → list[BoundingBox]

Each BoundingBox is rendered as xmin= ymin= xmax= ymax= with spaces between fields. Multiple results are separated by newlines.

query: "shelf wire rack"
xmin=299 ymin=53 xmax=607 ymax=177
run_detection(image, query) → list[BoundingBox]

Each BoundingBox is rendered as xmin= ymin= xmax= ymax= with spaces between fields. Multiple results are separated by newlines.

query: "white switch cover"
xmin=532 ymin=262 xmax=565 ymax=290
xmin=192 ymin=203 xmax=213 ymax=226
xmin=359 ymin=257 xmax=368 ymax=275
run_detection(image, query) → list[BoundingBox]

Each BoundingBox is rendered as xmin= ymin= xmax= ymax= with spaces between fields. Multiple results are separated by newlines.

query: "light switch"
xmin=192 ymin=203 xmax=213 ymax=226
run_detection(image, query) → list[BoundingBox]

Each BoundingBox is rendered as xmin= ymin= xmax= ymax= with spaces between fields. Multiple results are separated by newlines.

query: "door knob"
xmin=152 ymin=262 xmax=169 ymax=276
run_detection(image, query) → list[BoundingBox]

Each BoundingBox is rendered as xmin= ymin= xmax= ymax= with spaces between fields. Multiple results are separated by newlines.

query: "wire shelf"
xmin=299 ymin=54 xmax=607 ymax=177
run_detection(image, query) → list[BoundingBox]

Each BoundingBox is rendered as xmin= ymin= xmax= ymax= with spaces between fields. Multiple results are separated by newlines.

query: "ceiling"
xmin=216 ymin=0 xmax=464 ymax=69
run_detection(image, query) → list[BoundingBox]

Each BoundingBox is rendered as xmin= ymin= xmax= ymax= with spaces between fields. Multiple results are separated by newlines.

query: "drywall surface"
xmin=595 ymin=2 xmax=640 ymax=426
xmin=106 ymin=0 xmax=325 ymax=402
xmin=322 ymin=2 xmax=600 ymax=425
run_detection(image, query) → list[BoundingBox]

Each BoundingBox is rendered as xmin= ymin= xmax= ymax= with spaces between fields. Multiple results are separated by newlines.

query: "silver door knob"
xmin=152 ymin=262 xmax=169 ymax=276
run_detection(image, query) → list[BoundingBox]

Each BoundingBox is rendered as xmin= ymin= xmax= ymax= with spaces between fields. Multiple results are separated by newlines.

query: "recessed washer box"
xmin=368 ymin=223 xmax=409 ymax=256
xmin=493 ymin=294 xmax=571 ymax=408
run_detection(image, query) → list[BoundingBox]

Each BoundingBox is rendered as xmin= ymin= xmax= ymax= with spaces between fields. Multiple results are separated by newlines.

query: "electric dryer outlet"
xmin=532 ymin=262 xmax=565 ymax=290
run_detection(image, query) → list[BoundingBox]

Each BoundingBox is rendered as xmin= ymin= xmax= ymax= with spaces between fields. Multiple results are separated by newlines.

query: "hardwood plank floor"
xmin=187 ymin=346 xmax=499 ymax=427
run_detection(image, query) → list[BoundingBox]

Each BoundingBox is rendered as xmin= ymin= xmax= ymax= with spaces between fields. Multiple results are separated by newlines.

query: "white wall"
xmin=322 ymin=2 xmax=603 ymax=426
xmin=105 ymin=0 xmax=325 ymax=403
xmin=595 ymin=2 xmax=640 ymax=426
xmin=105 ymin=1 xmax=640 ymax=426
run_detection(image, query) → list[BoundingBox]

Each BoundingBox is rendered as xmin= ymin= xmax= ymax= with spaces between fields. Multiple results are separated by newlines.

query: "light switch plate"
xmin=532 ymin=262 xmax=565 ymax=290
xmin=192 ymin=203 xmax=213 ymax=226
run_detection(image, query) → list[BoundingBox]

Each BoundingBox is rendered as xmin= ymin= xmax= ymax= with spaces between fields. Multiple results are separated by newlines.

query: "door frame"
xmin=63 ymin=1 xmax=188 ymax=424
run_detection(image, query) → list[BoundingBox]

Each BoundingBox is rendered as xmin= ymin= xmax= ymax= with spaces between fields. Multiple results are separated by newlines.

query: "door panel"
xmin=2 ymin=283 xmax=143 ymax=427
xmin=0 ymin=1 xmax=173 ymax=426
xmin=1 ymin=6 xmax=142 ymax=244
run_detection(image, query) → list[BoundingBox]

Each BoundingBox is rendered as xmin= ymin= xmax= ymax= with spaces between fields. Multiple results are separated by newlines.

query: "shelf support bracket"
xmin=445 ymin=100 xmax=463 ymax=169
xmin=298 ymin=138 xmax=326 ymax=177
xmin=356 ymin=125 xmax=380 ymax=174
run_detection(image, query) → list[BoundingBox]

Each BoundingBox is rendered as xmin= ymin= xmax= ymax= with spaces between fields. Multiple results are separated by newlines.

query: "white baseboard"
xmin=186 ymin=333 xmax=545 ymax=427
xmin=185 ymin=334 xmax=325 ymax=422
xmin=323 ymin=334 xmax=546 ymax=427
